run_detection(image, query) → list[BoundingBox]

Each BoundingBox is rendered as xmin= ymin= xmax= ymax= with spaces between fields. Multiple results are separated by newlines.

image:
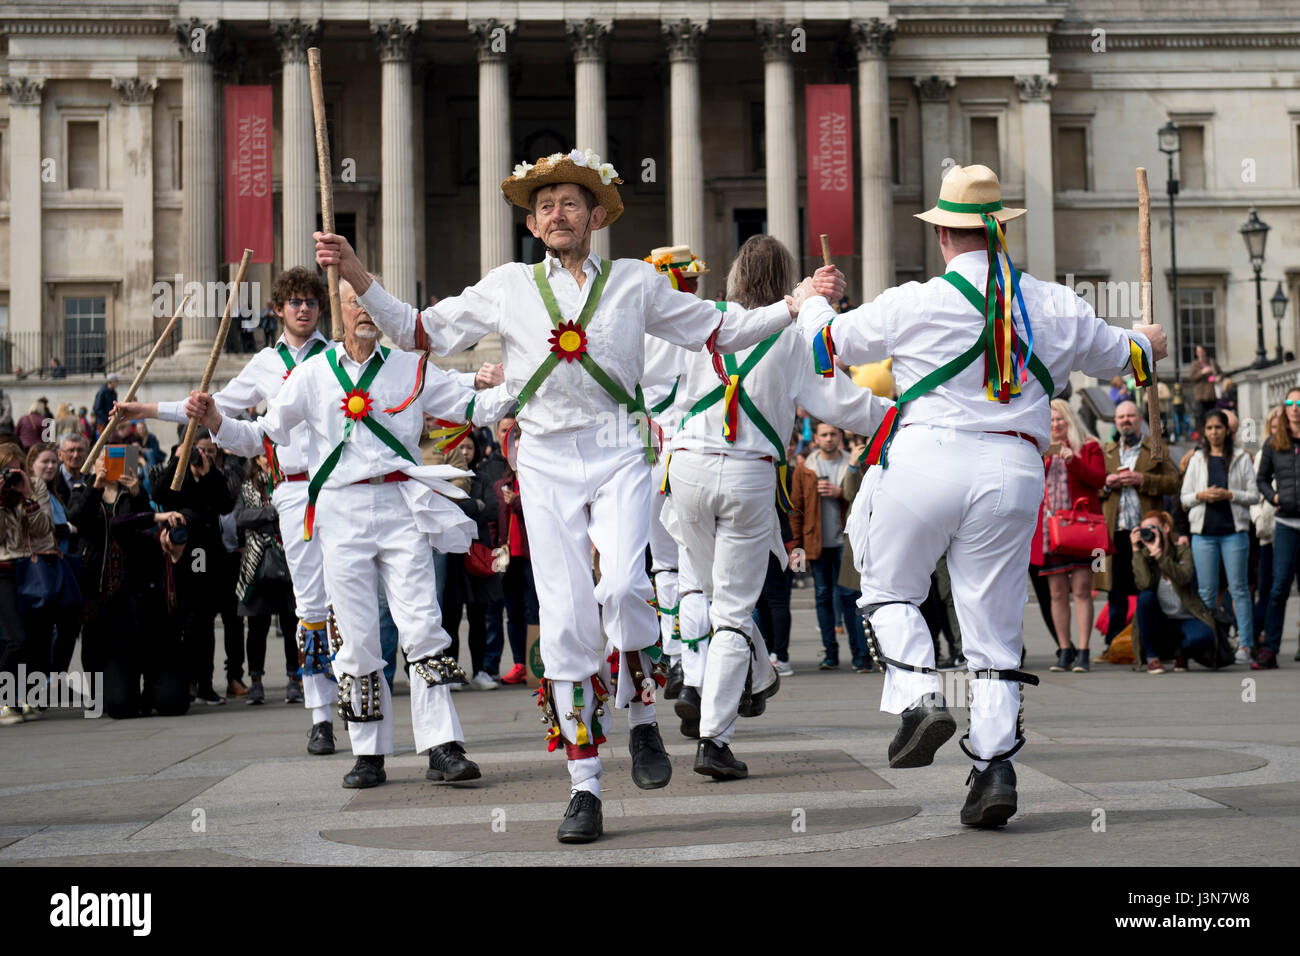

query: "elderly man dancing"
xmin=794 ymin=165 xmax=1167 ymax=827
xmin=191 ymin=277 xmax=508 ymax=789
xmin=316 ymin=149 xmax=842 ymax=842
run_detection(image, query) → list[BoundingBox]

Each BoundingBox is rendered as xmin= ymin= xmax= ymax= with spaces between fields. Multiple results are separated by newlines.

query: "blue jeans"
xmin=375 ymin=582 xmax=399 ymax=688
xmin=483 ymin=599 xmax=505 ymax=677
xmin=1264 ymin=521 xmax=1300 ymax=655
xmin=838 ymin=586 xmax=868 ymax=663
xmin=1253 ymin=542 xmax=1273 ymax=645
xmin=811 ymin=546 xmax=842 ymax=660
xmin=1191 ymin=531 xmax=1252 ymax=646
xmin=1135 ymin=589 xmax=1214 ymax=660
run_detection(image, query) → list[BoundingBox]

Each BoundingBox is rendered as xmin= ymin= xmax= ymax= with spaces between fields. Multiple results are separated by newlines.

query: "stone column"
xmin=757 ymin=21 xmax=800 ymax=258
xmin=852 ymin=18 xmax=896 ymax=301
xmin=471 ymin=19 xmax=516 ymax=274
xmin=1016 ymin=74 xmax=1058 ymax=282
xmin=568 ymin=18 xmax=612 ymax=259
xmin=3 ymin=78 xmax=44 ymax=344
xmin=174 ymin=18 xmax=221 ymax=353
xmin=372 ymin=19 xmax=419 ymax=305
xmin=916 ymin=74 xmax=956 ymax=278
xmin=112 ymin=77 xmax=158 ymax=333
xmin=663 ymin=19 xmax=707 ymax=294
xmin=272 ymin=18 xmax=320 ymax=270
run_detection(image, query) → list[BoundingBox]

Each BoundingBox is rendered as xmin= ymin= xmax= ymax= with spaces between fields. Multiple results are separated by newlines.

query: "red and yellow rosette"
xmin=341 ymin=388 xmax=373 ymax=421
xmin=548 ymin=320 xmax=588 ymax=363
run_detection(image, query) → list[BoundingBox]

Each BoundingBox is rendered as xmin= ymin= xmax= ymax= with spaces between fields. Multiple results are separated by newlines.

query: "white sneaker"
xmin=470 ymin=671 xmax=498 ymax=691
xmin=0 ymin=705 xmax=23 ymax=726
xmin=769 ymin=652 xmax=778 ymax=665
xmin=1234 ymin=645 xmax=1252 ymax=664
xmin=20 ymin=703 xmax=42 ymax=721
xmin=774 ymin=659 xmax=795 ymax=677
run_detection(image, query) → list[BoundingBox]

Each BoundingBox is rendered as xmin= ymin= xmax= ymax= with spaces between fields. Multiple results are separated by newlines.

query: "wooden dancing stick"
xmin=308 ymin=47 xmax=344 ymax=342
xmin=170 ymin=249 xmax=253 ymax=491
xmin=82 ymin=291 xmax=192 ymax=475
xmin=1136 ymin=167 xmax=1164 ymax=462
xmin=820 ymin=233 xmax=833 ymax=267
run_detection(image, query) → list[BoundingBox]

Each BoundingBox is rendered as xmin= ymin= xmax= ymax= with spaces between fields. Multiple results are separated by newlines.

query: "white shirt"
xmin=796 ymin=250 xmax=1153 ymax=452
xmin=642 ymin=334 xmax=690 ymax=439
xmin=670 ymin=327 xmax=887 ymax=462
xmin=158 ymin=331 xmax=331 ymax=476
xmin=214 ymin=343 xmax=487 ymax=489
xmin=356 ymin=250 xmax=793 ymax=437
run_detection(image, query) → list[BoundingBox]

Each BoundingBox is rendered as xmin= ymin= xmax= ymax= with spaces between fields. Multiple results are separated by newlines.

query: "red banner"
xmin=224 ymin=85 xmax=272 ymax=263
xmin=805 ymin=84 xmax=855 ymax=258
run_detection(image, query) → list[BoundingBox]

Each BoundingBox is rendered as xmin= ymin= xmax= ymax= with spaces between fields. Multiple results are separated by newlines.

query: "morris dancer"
xmin=315 ymin=148 xmax=842 ymax=842
xmin=663 ymin=235 xmax=887 ymax=777
xmin=190 ymin=277 xmax=509 ymax=789
xmin=793 ymin=165 xmax=1166 ymax=826
xmin=643 ymin=245 xmax=712 ymax=739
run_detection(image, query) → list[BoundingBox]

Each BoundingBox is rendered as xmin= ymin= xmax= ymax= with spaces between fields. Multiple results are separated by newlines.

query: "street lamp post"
xmin=1272 ymin=281 xmax=1289 ymax=363
xmin=1158 ymin=121 xmax=1182 ymax=437
xmin=1240 ymin=207 xmax=1271 ymax=368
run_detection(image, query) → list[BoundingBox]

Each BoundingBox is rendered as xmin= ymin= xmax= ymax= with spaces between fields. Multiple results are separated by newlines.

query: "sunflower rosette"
xmin=548 ymin=320 xmax=588 ymax=363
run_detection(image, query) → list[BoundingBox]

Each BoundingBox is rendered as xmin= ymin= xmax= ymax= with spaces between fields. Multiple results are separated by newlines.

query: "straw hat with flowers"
xmin=501 ymin=148 xmax=624 ymax=228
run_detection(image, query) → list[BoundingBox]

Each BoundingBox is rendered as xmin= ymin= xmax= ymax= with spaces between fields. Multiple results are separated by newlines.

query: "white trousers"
xmin=272 ymin=480 xmax=334 ymax=712
xmin=314 ymin=482 xmax=464 ymax=756
xmin=676 ymin=555 xmax=711 ymax=690
xmin=852 ymin=426 xmax=1043 ymax=763
xmin=666 ymin=451 xmax=777 ymax=744
xmin=516 ymin=425 xmax=659 ymax=684
xmin=649 ymin=461 xmax=711 ymax=671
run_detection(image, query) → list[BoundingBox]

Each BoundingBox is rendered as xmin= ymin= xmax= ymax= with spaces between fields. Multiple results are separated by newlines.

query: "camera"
xmin=168 ymin=525 xmax=188 ymax=546
xmin=0 ymin=467 xmax=25 ymax=508
xmin=1139 ymin=526 xmax=1160 ymax=544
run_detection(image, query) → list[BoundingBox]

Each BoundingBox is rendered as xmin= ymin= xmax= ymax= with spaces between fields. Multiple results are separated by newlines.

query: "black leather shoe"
xmin=961 ymin=760 xmax=1018 ymax=828
xmin=628 ymin=722 xmax=672 ymax=789
xmin=1050 ymin=646 xmax=1077 ymax=672
xmin=693 ymin=738 xmax=748 ymax=779
xmin=307 ymin=721 xmax=335 ymax=755
xmin=342 ymin=755 xmax=386 ymax=789
xmin=426 ymin=741 xmax=482 ymax=782
xmin=663 ymin=661 xmax=685 ymax=700
xmin=556 ymin=791 xmax=603 ymax=844
xmin=888 ymin=696 xmax=956 ymax=768
xmin=674 ymin=686 xmax=701 ymax=738
xmin=738 ymin=672 xmax=780 ymax=718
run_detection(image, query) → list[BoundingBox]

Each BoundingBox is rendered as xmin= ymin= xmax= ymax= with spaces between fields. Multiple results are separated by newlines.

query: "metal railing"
xmin=0 ymin=325 xmax=268 ymax=378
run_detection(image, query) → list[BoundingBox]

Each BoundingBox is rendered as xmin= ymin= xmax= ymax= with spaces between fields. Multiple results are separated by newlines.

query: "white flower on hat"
xmin=583 ymin=148 xmax=600 ymax=168
xmin=546 ymin=152 xmax=564 ymax=164
xmin=568 ymin=148 xmax=588 ymax=167
xmin=597 ymin=162 xmax=617 ymax=185
xmin=512 ymin=161 xmax=534 ymax=179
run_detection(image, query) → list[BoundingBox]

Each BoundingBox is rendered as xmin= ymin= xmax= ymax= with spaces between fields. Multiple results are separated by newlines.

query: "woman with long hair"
xmin=1254 ymin=389 xmax=1300 ymax=669
xmin=1036 ymin=399 xmax=1106 ymax=672
xmin=1181 ymin=408 xmax=1259 ymax=659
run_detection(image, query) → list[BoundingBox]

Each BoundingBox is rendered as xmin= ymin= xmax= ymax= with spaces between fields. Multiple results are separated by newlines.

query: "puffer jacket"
xmin=1256 ymin=439 xmax=1300 ymax=520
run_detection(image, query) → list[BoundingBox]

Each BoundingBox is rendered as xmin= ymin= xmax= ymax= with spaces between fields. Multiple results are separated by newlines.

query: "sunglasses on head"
xmin=286 ymin=298 xmax=318 ymax=309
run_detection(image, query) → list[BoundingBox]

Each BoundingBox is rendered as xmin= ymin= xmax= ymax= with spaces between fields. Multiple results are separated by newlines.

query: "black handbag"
xmin=255 ymin=542 xmax=292 ymax=585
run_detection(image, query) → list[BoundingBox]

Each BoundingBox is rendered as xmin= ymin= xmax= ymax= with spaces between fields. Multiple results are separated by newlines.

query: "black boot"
xmin=961 ymin=760 xmax=1018 ymax=828
xmin=738 ymin=672 xmax=781 ymax=718
xmin=307 ymin=721 xmax=335 ymax=755
xmin=674 ymin=685 xmax=701 ymax=738
xmin=426 ymin=741 xmax=482 ymax=781
xmin=888 ymin=696 xmax=956 ymax=768
xmin=1049 ymin=646 xmax=1077 ymax=672
xmin=628 ymin=722 xmax=672 ymax=789
xmin=663 ymin=661 xmax=685 ymax=700
xmin=342 ymin=755 xmax=386 ymax=789
xmin=693 ymin=738 xmax=748 ymax=779
xmin=556 ymin=791 xmax=603 ymax=844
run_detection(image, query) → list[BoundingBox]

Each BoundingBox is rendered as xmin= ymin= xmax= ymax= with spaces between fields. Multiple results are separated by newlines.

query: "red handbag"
xmin=1047 ymin=497 xmax=1113 ymax=558
xmin=464 ymin=541 xmax=497 ymax=578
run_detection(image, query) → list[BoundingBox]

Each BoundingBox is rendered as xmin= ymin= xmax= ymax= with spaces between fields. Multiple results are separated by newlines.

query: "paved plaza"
xmin=3 ymin=591 xmax=1298 ymax=867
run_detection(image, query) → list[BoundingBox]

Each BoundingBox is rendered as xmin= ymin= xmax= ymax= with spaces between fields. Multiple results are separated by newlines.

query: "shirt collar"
xmin=276 ymin=328 xmax=329 ymax=357
xmin=946 ymin=250 xmax=990 ymax=279
xmin=334 ymin=341 xmax=384 ymax=373
xmin=544 ymin=249 xmax=602 ymax=278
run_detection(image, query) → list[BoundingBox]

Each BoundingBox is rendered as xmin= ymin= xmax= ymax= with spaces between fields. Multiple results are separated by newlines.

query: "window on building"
xmin=734 ymin=208 xmax=766 ymax=251
xmin=969 ymin=116 xmax=999 ymax=169
xmin=751 ymin=101 xmax=765 ymax=172
xmin=1179 ymin=125 xmax=1206 ymax=190
xmin=1178 ymin=286 xmax=1216 ymax=366
xmin=889 ymin=116 xmax=901 ymax=185
xmin=1055 ymin=126 xmax=1089 ymax=191
xmin=64 ymin=297 xmax=107 ymax=374
xmin=67 ymin=120 xmax=100 ymax=190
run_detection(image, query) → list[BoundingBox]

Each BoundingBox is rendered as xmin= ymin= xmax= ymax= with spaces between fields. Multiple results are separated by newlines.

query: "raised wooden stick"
xmin=308 ymin=47 xmax=343 ymax=341
xmin=1136 ymin=167 xmax=1164 ymax=462
xmin=82 ymin=291 xmax=193 ymax=475
xmin=820 ymin=233 xmax=832 ymax=267
xmin=171 ymin=250 xmax=253 ymax=491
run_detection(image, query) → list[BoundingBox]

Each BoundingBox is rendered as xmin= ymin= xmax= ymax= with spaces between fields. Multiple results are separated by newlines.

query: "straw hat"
xmin=914 ymin=164 xmax=1025 ymax=229
xmin=645 ymin=244 xmax=709 ymax=277
xmin=500 ymin=148 xmax=624 ymax=228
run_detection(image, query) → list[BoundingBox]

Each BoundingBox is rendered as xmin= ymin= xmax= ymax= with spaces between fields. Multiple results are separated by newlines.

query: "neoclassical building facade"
xmin=1 ymin=0 xmax=1298 ymax=381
